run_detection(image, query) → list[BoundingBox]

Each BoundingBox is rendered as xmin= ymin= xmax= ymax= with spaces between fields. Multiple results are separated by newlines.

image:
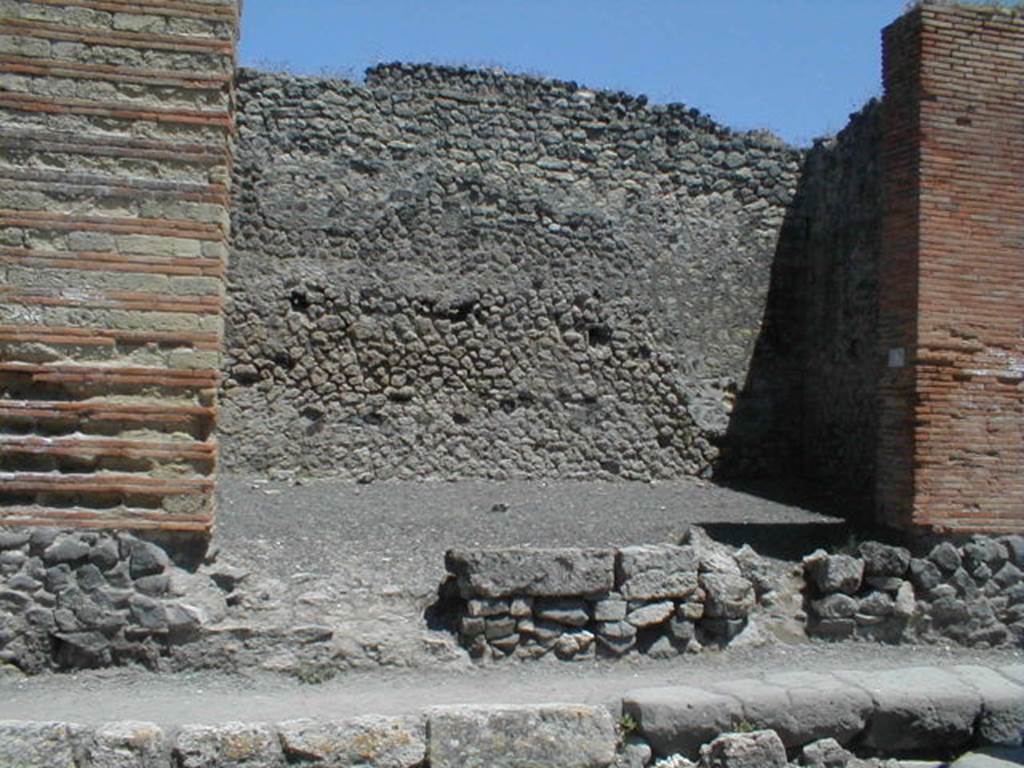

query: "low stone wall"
xmin=444 ymin=540 xmax=770 ymax=660
xmin=0 ymin=528 xmax=233 ymax=673
xmin=804 ymin=535 xmax=1024 ymax=646
xmin=4 ymin=662 xmax=1024 ymax=767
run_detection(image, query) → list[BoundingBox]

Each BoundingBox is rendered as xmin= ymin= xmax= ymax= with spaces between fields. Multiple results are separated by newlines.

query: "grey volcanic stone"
xmin=1002 ymin=536 xmax=1024 ymax=569
xmin=88 ymin=540 xmax=120 ymax=572
xmin=0 ymin=721 xmax=78 ymax=767
xmin=626 ymin=601 xmax=674 ymax=627
xmin=700 ymin=572 xmax=754 ymax=619
xmin=43 ymin=537 xmax=90 ymax=566
xmin=29 ymin=528 xmax=60 ymax=554
xmin=812 ymin=593 xmax=858 ymax=619
xmin=834 ymin=666 xmax=982 ymax=752
xmin=126 ymin=540 xmax=169 ymax=579
xmin=54 ymin=632 xmax=111 ymax=668
xmin=930 ymin=542 xmax=962 ymax=573
xmin=0 ymin=531 xmax=31 ymax=550
xmin=446 ymin=549 xmax=614 ymax=598
xmin=622 ymin=685 xmax=742 ymax=759
xmin=799 ymin=738 xmax=853 ymax=768
xmin=994 ymin=563 xmax=1024 ymax=590
xmin=858 ymin=591 xmax=895 ymax=617
xmin=617 ymin=545 xmax=698 ymax=600
xmin=858 ymin=542 xmax=910 ymax=578
xmin=427 ymin=704 xmax=616 ymax=768
xmin=763 ymin=671 xmax=873 ymax=746
xmin=534 ymin=598 xmax=590 ymax=627
xmin=128 ymin=595 xmax=167 ymax=631
xmin=733 ymin=544 xmax=774 ymax=595
xmin=82 ymin=721 xmax=167 ymax=767
xmin=909 ymin=558 xmax=943 ymax=591
xmin=278 ymin=715 xmax=425 ymax=768
xmin=964 ymin=538 xmax=1008 ymax=571
xmin=592 ymin=597 xmax=627 ymax=622
xmin=949 ymin=665 xmax=1024 ymax=746
xmin=804 ymin=551 xmax=863 ymax=595
xmin=466 ymin=598 xmax=509 ymax=617
xmin=699 ymin=729 xmax=787 ymax=768
xmin=173 ymin=723 xmax=282 ymax=768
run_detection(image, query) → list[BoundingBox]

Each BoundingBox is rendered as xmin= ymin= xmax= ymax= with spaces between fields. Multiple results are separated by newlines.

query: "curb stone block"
xmin=173 ymin=723 xmax=282 ymax=768
xmin=948 ymin=666 xmax=1024 ymax=747
xmin=621 ymin=686 xmax=742 ymax=759
xmin=427 ymin=704 xmax=617 ymax=768
xmin=762 ymin=671 xmax=873 ymax=746
xmin=706 ymin=679 xmax=797 ymax=747
xmin=834 ymin=667 xmax=982 ymax=752
xmin=80 ymin=721 xmax=168 ymax=767
xmin=278 ymin=715 xmax=426 ymax=768
xmin=0 ymin=721 xmax=79 ymax=768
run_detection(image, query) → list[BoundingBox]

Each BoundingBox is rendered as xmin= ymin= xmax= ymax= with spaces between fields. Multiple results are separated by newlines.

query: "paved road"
xmin=1 ymin=644 xmax=1020 ymax=725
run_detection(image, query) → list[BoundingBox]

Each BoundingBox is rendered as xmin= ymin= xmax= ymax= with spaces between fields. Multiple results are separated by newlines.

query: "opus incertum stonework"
xmin=0 ymin=2 xmax=1023 ymax=767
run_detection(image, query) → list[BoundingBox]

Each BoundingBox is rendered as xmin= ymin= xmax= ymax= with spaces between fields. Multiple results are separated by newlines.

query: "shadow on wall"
xmin=716 ymin=100 xmax=883 ymax=525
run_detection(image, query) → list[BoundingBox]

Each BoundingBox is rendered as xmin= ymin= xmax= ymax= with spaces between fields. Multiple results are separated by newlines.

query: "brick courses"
xmin=878 ymin=3 xmax=1024 ymax=533
xmin=0 ymin=0 xmax=238 ymax=533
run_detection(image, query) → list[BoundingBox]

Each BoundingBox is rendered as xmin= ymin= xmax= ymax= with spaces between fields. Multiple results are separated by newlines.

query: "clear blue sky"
xmin=239 ymin=1 xmax=911 ymax=147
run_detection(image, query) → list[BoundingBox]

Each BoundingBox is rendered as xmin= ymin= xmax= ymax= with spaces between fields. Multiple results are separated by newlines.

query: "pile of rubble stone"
xmin=804 ymin=535 xmax=1024 ymax=647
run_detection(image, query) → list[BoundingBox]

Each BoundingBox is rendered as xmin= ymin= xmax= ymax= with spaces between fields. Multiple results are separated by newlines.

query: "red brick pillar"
xmin=878 ymin=3 xmax=1024 ymax=533
xmin=0 ymin=1 xmax=239 ymax=535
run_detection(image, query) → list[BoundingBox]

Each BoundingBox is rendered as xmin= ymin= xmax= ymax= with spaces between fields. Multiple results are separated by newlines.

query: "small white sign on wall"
xmin=888 ymin=347 xmax=906 ymax=368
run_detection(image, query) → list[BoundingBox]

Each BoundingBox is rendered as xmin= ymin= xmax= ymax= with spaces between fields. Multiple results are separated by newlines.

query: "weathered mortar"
xmin=221 ymin=64 xmax=804 ymax=481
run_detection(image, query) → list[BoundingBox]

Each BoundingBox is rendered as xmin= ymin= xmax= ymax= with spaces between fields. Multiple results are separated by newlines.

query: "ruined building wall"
xmin=774 ymin=104 xmax=884 ymax=510
xmin=221 ymin=66 xmax=803 ymax=481
xmin=0 ymin=0 xmax=239 ymax=532
xmin=878 ymin=4 xmax=1024 ymax=533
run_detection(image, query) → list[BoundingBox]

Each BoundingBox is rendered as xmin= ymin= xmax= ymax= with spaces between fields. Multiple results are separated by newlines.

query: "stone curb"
xmin=3 ymin=663 xmax=1024 ymax=766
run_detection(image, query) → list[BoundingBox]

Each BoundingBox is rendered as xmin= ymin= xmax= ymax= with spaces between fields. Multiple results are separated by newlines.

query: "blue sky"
xmin=239 ymin=1 xmax=910 ymax=146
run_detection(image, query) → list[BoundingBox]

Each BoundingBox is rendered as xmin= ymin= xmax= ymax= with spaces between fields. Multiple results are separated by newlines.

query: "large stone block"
xmin=616 ymin=545 xmax=698 ymax=600
xmin=278 ymin=716 xmax=425 ymax=768
xmin=834 ymin=667 xmax=982 ymax=753
xmin=80 ymin=721 xmax=168 ymax=768
xmin=621 ymin=686 xmax=742 ymax=759
xmin=427 ymin=704 xmax=616 ymax=768
xmin=0 ymin=721 xmax=79 ymax=768
xmin=173 ymin=723 xmax=282 ymax=768
xmin=949 ymin=666 xmax=1024 ymax=747
xmin=761 ymin=671 xmax=873 ymax=746
xmin=446 ymin=549 xmax=615 ymax=598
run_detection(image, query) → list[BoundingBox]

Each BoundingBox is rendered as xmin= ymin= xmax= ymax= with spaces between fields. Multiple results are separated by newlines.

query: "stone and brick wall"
xmin=0 ymin=0 xmax=239 ymax=534
xmin=877 ymin=3 xmax=1024 ymax=533
xmin=222 ymin=66 xmax=803 ymax=482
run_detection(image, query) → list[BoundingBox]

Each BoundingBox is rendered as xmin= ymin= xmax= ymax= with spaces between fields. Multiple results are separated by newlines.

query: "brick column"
xmin=878 ymin=3 xmax=1024 ymax=533
xmin=0 ymin=1 xmax=239 ymax=535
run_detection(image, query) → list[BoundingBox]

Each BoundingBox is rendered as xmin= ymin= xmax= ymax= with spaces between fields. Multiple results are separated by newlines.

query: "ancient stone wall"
xmin=877 ymin=4 xmax=1024 ymax=532
xmin=765 ymin=104 xmax=883 ymax=508
xmin=222 ymin=65 xmax=803 ymax=481
xmin=444 ymin=539 xmax=769 ymax=661
xmin=0 ymin=0 xmax=239 ymax=533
